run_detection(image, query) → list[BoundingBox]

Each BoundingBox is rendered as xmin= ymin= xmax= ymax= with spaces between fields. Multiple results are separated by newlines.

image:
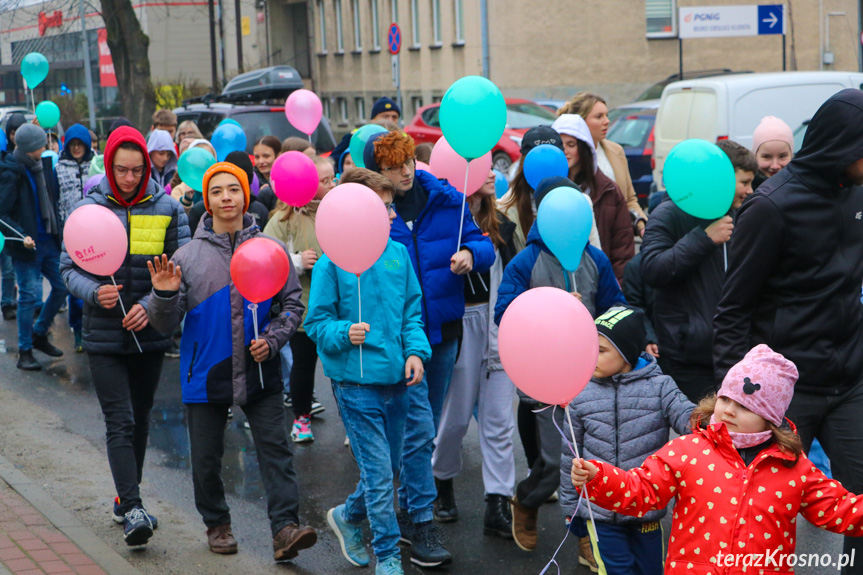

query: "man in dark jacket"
xmin=60 ymin=126 xmax=190 ymax=547
xmin=641 ymin=140 xmax=756 ymax=403
xmin=713 ymin=89 xmax=863 ymax=574
xmin=0 ymin=123 xmax=67 ymax=370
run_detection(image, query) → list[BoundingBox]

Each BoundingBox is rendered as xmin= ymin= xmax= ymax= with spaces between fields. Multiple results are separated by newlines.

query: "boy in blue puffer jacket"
xmin=305 ymin=168 xmax=431 ymax=575
xmin=559 ymin=306 xmax=694 ymax=575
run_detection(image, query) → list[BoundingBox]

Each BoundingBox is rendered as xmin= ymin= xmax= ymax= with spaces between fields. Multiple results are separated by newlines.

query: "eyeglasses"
xmin=380 ymin=159 xmax=414 ymax=176
xmin=383 ymin=203 xmax=396 ymax=214
xmin=113 ymin=165 xmax=145 ymax=178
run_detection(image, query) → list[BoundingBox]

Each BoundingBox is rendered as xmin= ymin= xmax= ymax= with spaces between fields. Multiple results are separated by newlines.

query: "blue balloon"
xmin=218 ymin=118 xmax=242 ymax=128
xmin=211 ymin=123 xmax=248 ymax=162
xmin=537 ymin=187 xmax=593 ymax=272
xmin=493 ymin=169 xmax=508 ymax=199
xmin=41 ymin=150 xmax=59 ymax=168
xmin=0 ymin=130 xmax=7 ymax=152
xmin=523 ymin=144 xmax=569 ymax=190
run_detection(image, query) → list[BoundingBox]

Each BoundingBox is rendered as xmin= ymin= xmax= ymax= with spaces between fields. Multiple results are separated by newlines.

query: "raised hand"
xmin=147 ymin=254 xmax=182 ymax=292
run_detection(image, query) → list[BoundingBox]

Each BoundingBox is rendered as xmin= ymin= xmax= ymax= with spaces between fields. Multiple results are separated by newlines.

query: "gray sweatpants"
xmin=432 ymin=304 xmax=516 ymax=497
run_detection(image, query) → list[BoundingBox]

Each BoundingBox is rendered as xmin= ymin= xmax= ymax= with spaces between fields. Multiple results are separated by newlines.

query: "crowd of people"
xmin=0 ymin=87 xmax=862 ymax=575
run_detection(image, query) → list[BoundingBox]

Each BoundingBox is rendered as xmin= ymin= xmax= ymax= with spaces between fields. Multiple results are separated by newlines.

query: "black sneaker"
xmin=32 ymin=334 xmax=63 ymax=357
xmin=283 ymin=393 xmax=292 ymax=409
xmin=16 ymin=350 xmax=41 ymax=371
xmin=165 ymin=342 xmax=180 ymax=359
xmin=1 ymin=305 xmax=15 ymax=321
xmin=410 ymin=520 xmax=452 ymax=568
xmin=396 ymin=509 xmax=413 ymax=545
xmin=123 ymin=507 xmax=153 ymax=546
xmin=310 ymin=395 xmax=326 ymax=416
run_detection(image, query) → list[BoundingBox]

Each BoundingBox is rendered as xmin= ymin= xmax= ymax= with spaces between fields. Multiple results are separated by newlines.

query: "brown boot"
xmin=509 ymin=496 xmax=537 ymax=551
xmin=206 ymin=524 xmax=238 ymax=554
xmin=273 ymin=524 xmax=318 ymax=561
xmin=579 ymin=535 xmax=598 ymax=573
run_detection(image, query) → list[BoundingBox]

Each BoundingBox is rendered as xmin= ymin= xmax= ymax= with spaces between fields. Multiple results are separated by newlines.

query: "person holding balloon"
xmin=56 ymin=124 xmax=95 ymax=352
xmin=304 ymin=168 xmax=431 ymax=575
xmin=146 ymin=161 xmax=317 ymax=560
xmin=640 ymin=140 xmax=756 ymax=404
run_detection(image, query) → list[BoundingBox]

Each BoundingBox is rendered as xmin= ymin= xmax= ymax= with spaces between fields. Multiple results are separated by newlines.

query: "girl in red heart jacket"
xmin=571 ymin=344 xmax=863 ymax=574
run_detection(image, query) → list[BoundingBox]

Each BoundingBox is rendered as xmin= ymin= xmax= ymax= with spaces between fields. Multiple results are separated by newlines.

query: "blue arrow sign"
xmin=757 ymin=5 xmax=784 ymax=35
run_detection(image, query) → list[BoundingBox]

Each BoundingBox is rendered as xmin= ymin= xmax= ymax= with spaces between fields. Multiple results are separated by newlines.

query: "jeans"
xmin=68 ymin=295 xmax=83 ymax=332
xmin=187 ymin=391 xmax=300 ymax=536
xmin=12 ymin=239 xmax=67 ymax=352
xmin=785 ymin=382 xmax=863 ymax=575
xmin=587 ymin=520 xmax=664 ymax=575
xmin=333 ymin=381 xmax=408 ymax=562
xmin=397 ymin=376 xmax=437 ymax=524
xmin=0 ymin=251 xmax=15 ymax=307
xmin=280 ymin=344 xmax=293 ymax=394
xmin=425 ymin=339 xmax=459 ymax=432
xmin=89 ymin=352 xmax=164 ymax=515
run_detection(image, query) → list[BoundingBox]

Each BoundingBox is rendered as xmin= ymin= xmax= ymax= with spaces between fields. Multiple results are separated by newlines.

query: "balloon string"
xmin=466 ymin=273 xmax=475 ymax=295
xmin=357 ymin=274 xmax=363 ymax=379
xmin=111 ymin=275 xmax=143 ymax=353
xmin=456 ymin=161 xmax=469 ymax=252
xmin=0 ymin=218 xmax=27 ymax=239
xmin=723 ymin=244 xmax=728 ymax=272
xmin=563 ymin=405 xmax=599 ymax=542
xmin=248 ymin=303 xmax=264 ymax=388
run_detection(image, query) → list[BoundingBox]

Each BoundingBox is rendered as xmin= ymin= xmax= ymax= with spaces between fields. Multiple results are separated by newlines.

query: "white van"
xmin=652 ymin=71 xmax=863 ymax=189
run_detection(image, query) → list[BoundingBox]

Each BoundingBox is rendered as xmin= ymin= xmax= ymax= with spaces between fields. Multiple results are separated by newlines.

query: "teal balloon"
xmin=664 ymin=139 xmax=736 ymax=220
xmin=537 ymin=186 xmax=593 ymax=272
xmin=218 ymin=118 xmax=242 ymax=128
xmin=0 ymin=232 xmax=4 ymax=253
xmin=439 ymin=76 xmax=506 ymax=160
xmin=35 ymin=101 xmax=60 ymax=128
xmin=88 ymin=154 xmax=105 ymax=176
xmin=178 ymin=147 xmax=216 ymax=192
xmin=21 ymin=52 xmax=49 ymax=89
xmin=349 ymin=125 xmax=388 ymax=169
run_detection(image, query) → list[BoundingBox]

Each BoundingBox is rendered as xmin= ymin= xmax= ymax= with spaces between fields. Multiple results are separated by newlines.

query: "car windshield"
xmin=607 ymin=115 xmax=653 ymax=149
xmin=793 ymin=121 xmax=808 ymax=153
xmin=505 ymin=102 xmax=555 ymax=130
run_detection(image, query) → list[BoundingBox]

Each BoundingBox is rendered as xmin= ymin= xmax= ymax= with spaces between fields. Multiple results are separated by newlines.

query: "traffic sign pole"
xmin=388 ymin=23 xmax=402 ymax=125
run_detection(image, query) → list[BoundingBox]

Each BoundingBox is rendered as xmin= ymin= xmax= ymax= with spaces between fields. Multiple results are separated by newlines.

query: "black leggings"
xmin=290 ymin=330 xmax=319 ymax=418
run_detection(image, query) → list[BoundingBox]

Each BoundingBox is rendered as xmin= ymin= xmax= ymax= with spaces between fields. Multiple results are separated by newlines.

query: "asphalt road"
xmin=0 ymin=308 xmax=845 ymax=574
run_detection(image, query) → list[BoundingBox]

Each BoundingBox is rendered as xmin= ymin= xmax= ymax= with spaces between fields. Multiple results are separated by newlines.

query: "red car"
xmin=405 ymin=99 xmax=556 ymax=173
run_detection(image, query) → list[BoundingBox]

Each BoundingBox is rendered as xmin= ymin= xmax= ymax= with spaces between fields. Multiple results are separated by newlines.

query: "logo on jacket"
xmin=855 ymin=212 xmax=862 ymax=220
xmin=742 ymin=377 xmax=761 ymax=395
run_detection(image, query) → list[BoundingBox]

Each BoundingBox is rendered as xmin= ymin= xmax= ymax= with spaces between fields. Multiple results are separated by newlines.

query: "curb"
xmin=0 ymin=453 xmax=144 ymax=575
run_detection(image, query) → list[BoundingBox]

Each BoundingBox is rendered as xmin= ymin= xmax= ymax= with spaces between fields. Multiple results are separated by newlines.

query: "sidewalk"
xmin=0 ymin=456 xmax=142 ymax=575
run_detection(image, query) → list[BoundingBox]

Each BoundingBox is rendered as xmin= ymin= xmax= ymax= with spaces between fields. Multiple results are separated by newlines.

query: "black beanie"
xmin=535 ymin=176 xmax=581 ymax=208
xmin=225 ymin=150 xmax=255 ymax=185
xmin=594 ymin=306 xmax=646 ymax=368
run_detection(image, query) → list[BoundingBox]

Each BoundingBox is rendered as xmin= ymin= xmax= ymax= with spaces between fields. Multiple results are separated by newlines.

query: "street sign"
xmin=679 ymin=4 xmax=784 ymax=39
xmin=391 ymin=54 xmax=399 ymax=88
xmin=388 ymin=23 xmax=401 ymax=55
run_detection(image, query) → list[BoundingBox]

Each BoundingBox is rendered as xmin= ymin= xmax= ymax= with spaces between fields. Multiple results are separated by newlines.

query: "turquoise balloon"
xmin=21 ymin=53 xmax=49 ymax=89
xmin=41 ymin=150 xmax=59 ymax=168
xmin=219 ymin=118 xmax=242 ymax=128
xmin=537 ymin=186 xmax=593 ymax=272
xmin=439 ymin=76 xmax=506 ymax=160
xmin=0 ymin=232 xmax=4 ymax=253
xmin=664 ymin=139 xmax=736 ymax=220
xmin=349 ymin=125 xmax=388 ymax=169
xmin=178 ymin=147 xmax=216 ymax=192
xmin=35 ymin=101 xmax=60 ymax=128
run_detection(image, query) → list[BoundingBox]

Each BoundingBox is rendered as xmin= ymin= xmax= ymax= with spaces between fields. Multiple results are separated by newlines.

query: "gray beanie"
xmin=14 ymin=123 xmax=47 ymax=154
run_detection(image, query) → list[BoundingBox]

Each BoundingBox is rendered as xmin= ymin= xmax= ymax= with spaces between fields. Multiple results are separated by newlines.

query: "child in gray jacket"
xmin=559 ymin=306 xmax=694 ymax=575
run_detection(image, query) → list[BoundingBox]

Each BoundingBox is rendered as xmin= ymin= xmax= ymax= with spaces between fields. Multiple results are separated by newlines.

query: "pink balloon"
xmin=270 ymin=151 xmax=319 ymax=207
xmin=64 ymin=204 xmax=128 ymax=277
xmin=428 ymin=136 xmax=492 ymax=196
xmin=416 ymin=161 xmax=431 ymax=173
xmin=498 ymin=287 xmax=599 ymax=406
xmin=315 ymin=183 xmax=390 ymax=276
xmin=285 ymin=89 xmax=323 ymax=136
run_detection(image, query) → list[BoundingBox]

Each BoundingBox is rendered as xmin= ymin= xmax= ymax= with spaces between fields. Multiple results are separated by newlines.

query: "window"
xmin=453 ymin=0 xmax=463 ymax=43
xmin=410 ymin=0 xmax=420 ymax=46
xmin=411 ymin=95 xmax=423 ymax=116
xmin=431 ymin=0 xmax=441 ymax=45
xmin=370 ymin=0 xmax=380 ymax=50
xmin=334 ymin=0 xmax=344 ymax=52
xmin=323 ymin=98 xmax=331 ymax=120
xmin=646 ymin=0 xmax=676 ymax=38
xmin=390 ymin=0 xmax=398 ymax=22
xmin=355 ymin=97 xmax=366 ymax=121
xmin=421 ymin=105 xmax=439 ymax=128
xmin=317 ymin=0 xmax=327 ymax=52
xmin=338 ymin=97 xmax=349 ymax=124
xmin=352 ymin=0 xmax=362 ymax=50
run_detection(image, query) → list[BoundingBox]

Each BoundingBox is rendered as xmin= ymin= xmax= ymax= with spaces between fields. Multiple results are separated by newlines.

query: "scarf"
xmin=15 ymin=148 xmax=57 ymax=235
xmin=710 ymin=414 xmax=773 ymax=449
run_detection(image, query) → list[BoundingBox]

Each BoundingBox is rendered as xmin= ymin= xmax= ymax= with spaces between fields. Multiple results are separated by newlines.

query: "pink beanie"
xmin=752 ymin=116 xmax=794 ymax=155
xmin=718 ymin=344 xmax=798 ymax=427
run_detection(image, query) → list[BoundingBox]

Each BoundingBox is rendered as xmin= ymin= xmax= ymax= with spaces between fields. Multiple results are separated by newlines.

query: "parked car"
xmin=634 ymin=69 xmax=752 ymax=102
xmin=534 ymin=99 xmax=566 ymax=114
xmin=606 ymin=100 xmax=659 ymax=207
xmin=792 ymin=119 xmax=810 ymax=153
xmin=405 ymin=99 xmax=556 ymax=173
xmin=652 ymin=71 xmax=863 ymax=190
xmin=174 ymin=65 xmax=336 ymax=154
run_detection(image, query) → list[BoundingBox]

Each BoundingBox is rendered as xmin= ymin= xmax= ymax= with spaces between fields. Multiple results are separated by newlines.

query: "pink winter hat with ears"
xmin=718 ymin=344 xmax=798 ymax=427
xmin=752 ymin=116 xmax=794 ymax=155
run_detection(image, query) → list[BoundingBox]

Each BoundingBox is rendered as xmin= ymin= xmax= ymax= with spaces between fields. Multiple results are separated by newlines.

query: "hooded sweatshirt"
xmin=57 ymin=124 xmax=95 ymax=221
xmin=147 ymin=129 xmax=178 ymax=188
xmin=714 ymin=89 xmax=863 ymax=394
xmin=5 ymin=113 xmax=26 ymax=153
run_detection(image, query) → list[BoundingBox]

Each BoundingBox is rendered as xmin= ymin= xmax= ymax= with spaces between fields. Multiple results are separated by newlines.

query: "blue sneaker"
xmin=123 ymin=507 xmax=153 ymax=546
xmin=326 ymin=505 xmax=370 ymax=567
xmin=376 ymin=556 xmax=404 ymax=574
xmin=114 ymin=497 xmax=158 ymax=529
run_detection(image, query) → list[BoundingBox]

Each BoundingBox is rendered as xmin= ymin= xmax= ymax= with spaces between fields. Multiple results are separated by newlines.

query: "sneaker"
xmin=310 ymin=395 xmax=326 ymax=416
xmin=2 ymin=305 xmax=16 ymax=320
xmin=16 ymin=350 xmax=41 ymax=371
xmin=344 ymin=435 xmax=350 ymax=447
xmin=113 ymin=498 xmax=158 ymax=529
xmin=123 ymin=507 xmax=153 ymax=546
xmin=273 ymin=523 xmax=317 ymax=561
xmin=283 ymin=393 xmax=292 ymax=409
xmin=32 ymin=333 xmax=63 ymax=357
xmin=326 ymin=505 xmax=370 ymax=567
xmin=396 ymin=509 xmax=413 ymax=545
xmin=376 ymin=556 xmax=404 ymax=575
xmin=73 ymin=329 xmax=84 ymax=353
xmin=291 ymin=416 xmax=313 ymax=443
xmin=227 ymin=407 xmax=233 ymax=419
xmin=579 ymin=535 xmax=598 ymax=573
xmin=546 ymin=489 xmax=559 ymax=503
xmin=410 ymin=520 xmax=452 ymax=568
xmin=165 ymin=342 xmax=180 ymax=359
